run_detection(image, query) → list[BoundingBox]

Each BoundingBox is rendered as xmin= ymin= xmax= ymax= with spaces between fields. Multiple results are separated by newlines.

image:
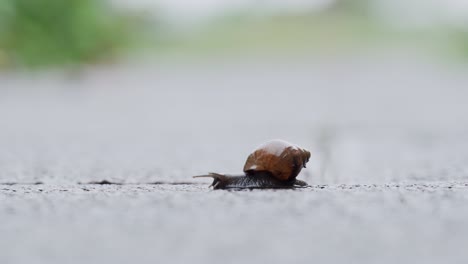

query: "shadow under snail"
xmin=193 ymin=139 xmax=311 ymax=189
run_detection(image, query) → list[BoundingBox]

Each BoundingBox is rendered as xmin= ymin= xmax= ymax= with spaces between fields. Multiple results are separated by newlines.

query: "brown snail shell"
xmin=243 ymin=139 xmax=310 ymax=181
xmin=193 ymin=139 xmax=311 ymax=189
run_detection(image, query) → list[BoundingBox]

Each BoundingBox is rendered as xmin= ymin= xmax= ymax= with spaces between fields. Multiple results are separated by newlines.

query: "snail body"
xmin=194 ymin=139 xmax=310 ymax=189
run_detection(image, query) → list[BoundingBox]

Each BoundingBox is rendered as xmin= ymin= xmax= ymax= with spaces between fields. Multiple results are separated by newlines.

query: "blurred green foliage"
xmin=452 ymin=30 xmax=468 ymax=59
xmin=0 ymin=0 xmax=142 ymax=68
xmin=151 ymin=12 xmax=387 ymax=57
xmin=0 ymin=0 xmax=467 ymax=67
xmin=150 ymin=0 xmax=468 ymax=61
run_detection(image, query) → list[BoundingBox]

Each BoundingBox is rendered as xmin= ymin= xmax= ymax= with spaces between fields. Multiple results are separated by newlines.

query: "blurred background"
xmin=1 ymin=0 xmax=468 ymax=184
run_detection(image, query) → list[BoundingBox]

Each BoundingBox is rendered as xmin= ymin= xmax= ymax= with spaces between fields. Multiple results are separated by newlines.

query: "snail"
xmin=193 ymin=139 xmax=310 ymax=189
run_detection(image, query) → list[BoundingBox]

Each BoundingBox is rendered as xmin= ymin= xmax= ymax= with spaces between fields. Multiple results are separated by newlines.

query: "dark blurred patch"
xmin=0 ymin=181 xmax=43 ymax=185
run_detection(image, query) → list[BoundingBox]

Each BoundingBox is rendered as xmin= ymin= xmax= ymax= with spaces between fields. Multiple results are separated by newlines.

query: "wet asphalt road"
xmin=1 ymin=56 xmax=468 ymax=263
xmin=2 ymin=183 xmax=468 ymax=264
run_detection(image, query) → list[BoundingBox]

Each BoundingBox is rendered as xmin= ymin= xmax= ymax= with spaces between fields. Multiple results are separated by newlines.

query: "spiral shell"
xmin=243 ymin=139 xmax=310 ymax=181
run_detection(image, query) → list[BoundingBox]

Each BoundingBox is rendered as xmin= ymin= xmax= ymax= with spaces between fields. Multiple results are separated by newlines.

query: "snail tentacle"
xmin=193 ymin=173 xmax=241 ymax=189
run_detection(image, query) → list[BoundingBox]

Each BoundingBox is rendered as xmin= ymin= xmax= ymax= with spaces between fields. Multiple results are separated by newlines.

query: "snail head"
xmin=193 ymin=173 xmax=229 ymax=189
